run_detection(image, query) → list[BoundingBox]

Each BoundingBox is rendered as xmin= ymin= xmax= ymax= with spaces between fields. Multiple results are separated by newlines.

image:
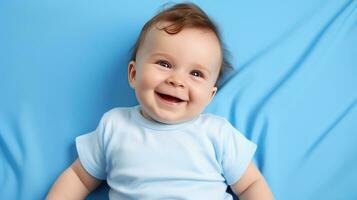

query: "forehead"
xmin=137 ymin=23 xmax=222 ymax=73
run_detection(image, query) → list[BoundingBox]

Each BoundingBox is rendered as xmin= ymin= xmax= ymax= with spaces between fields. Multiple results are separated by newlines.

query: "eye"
xmin=190 ymin=70 xmax=204 ymax=78
xmin=156 ymin=60 xmax=172 ymax=69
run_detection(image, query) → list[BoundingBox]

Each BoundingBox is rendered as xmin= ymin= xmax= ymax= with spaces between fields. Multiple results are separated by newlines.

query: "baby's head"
xmin=128 ymin=3 xmax=231 ymax=124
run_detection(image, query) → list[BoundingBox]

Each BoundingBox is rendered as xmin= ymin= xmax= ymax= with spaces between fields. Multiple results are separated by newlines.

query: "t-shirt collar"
xmin=131 ymin=105 xmax=198 ymax=131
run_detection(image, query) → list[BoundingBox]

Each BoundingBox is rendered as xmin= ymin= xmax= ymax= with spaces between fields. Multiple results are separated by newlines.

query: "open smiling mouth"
xmin=155 ymin=92 xmax=186 ymax=104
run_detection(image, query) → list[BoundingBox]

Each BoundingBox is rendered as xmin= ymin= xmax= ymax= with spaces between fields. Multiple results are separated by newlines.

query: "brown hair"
xmin=130 ymin=3 xmax=232 ymax=87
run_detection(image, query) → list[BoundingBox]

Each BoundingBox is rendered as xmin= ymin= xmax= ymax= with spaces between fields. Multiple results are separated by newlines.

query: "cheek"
xmin=136 ymin=68 xmax=164 ymax=89
xmin=190 ymin=85 xmax=212 ymax=103
xmin=138 ymin=74 xmax=152 ymax=88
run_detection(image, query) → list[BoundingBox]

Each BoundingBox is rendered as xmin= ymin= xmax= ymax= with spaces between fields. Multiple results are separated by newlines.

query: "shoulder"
xmin=93 ymin=106 xmax=138 ymax=144
xmin=97 ymin=106 xmax=137 ymax=131
xmin=101 ymin=106 xmax=135 ymax=123
xmin=198 ymin=112 xmax=232 ymax=130
xmin=196 ymin=113 xmax=246 ymax=142
xmin=193 ymin=113 xmax=237 ymax=144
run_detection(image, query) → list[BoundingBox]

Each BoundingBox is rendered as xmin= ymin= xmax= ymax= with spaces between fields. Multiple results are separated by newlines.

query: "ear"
xmin=128 ymin=61 xmax=137 ymax=89
xmin=208 ymin=86 xmax=217 ymax=102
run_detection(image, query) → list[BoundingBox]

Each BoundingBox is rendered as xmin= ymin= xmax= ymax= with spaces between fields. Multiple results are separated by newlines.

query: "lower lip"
xmin=155 ymin=92 xmax=185 ymax=106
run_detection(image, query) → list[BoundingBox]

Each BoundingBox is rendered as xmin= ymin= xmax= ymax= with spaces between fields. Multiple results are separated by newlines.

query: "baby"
xmin=47 ymin=3 xmax=274 ymax=200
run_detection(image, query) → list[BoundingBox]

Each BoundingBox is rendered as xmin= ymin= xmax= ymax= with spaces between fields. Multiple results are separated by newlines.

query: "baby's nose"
xmin=166 ymin=76 xmax=184 ymax=88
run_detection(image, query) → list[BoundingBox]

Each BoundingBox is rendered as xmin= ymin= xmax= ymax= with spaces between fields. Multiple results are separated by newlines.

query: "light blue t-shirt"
xmin=76 ymin=106 xmax=256 ymax=200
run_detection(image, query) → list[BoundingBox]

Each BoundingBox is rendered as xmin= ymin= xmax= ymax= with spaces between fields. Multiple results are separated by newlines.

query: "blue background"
xmin=1 ymin=0 xmax=356 ymax=199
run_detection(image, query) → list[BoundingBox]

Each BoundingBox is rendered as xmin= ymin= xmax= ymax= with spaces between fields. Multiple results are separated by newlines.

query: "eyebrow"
xmin=150 ymin=52 xmax=174 ymax=61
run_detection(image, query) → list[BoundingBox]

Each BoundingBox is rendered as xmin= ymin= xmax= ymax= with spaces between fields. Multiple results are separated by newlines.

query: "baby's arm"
xmin=46 ymin=158 xmax=102 ymax=200
xmin=231 ymin=162 xmax=274 ymax=200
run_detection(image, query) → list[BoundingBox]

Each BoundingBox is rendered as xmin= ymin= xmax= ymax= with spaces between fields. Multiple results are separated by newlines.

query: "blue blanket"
xmin=1 ymin=1 xmax=356 ymax=199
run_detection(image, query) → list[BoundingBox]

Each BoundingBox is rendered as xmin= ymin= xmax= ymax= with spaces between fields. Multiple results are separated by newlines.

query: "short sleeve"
xmin=221 ymin=121 xmax=257 ymax=185
xmin=76 ymin=116 xmax=107 ymax=180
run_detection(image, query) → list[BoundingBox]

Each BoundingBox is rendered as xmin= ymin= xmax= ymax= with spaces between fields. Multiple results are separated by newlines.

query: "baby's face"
xmin=128 ymin=24 xmax=221 ymax=124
